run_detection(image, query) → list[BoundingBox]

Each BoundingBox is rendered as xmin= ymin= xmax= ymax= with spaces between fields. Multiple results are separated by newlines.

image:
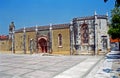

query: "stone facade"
xmin=14 ymin=31 xmax=36 ymax=54
xmin=0 ymin=13 xmax=110 ymax=55
xmin=0 ymin=35 xmax=10 ymax=53
xmin=72 ymin=13 xmax=110 ymax=55
xmin=12 ymin=24 xmax=70 ymax=55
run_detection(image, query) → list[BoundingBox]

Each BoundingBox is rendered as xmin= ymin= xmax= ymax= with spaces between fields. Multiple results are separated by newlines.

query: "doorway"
xmin=38 ymin=38 xmax=47 ymax=53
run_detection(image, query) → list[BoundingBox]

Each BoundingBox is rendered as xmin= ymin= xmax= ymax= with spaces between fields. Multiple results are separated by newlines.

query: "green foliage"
xmin=111 ymin=7 xmax=120 ymax=17
xmin=105 ymin=0 xmax=120 ymax=50
xmin=104 ymin=0 xmax=120 ymax=7
xmin=104 ymin=0 xmax=108 ymax=3
xmin=108 ymin=7 xmax=120 ymax=40
xmin=115 ymin=0 xmax=120 ymax=7
xmin=108 ymin=27 xmax=120 ymax=39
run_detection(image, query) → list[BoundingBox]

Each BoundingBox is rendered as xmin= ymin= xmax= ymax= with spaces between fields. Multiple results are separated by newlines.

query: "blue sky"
xmin=0 ymin=0 xmax=114 ymax=35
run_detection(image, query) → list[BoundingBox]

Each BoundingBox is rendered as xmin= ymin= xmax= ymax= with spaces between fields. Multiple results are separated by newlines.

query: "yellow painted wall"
xmin=0 ymin=40 xmax=10 ymax=51
xmin=15 ymin=31 xmax=35 ymax=54
xmin=26 ymin=31 xmax=36 ymax=52
xmin=52 ymin=28 xmax=70 ymax=55
xmin=1 ymin=28 xmax=71 ymax=55
xmin=15 ymin=32 xmax=23 ymax=52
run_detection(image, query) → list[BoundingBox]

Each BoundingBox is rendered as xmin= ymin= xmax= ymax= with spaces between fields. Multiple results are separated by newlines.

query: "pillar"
xmin=70 ymin=21 xmax=74 ymax=55
xmin=35 ymin=25 xmax=38 ymax=53
xmin=23 ymin=27 xmax=26 ymax=54
xmin=94 ymin=11 xmax=98 ymax=55
xmin=49 ymin=23 xmax=52 ymax=53
xmin=9 ymin=22 xmax=15 ymax=54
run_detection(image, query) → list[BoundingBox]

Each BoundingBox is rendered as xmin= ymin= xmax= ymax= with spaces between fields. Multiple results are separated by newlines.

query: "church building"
xmin=1 ymin=12 xmax=110 ymax=55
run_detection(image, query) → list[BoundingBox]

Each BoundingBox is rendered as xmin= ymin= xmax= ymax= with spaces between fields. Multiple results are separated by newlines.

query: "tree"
xmin=104 ymin=0 xmax=120 ymax=7
xmin=108 ymin=7 xmax=120 ymax=50
xmin=104 ymin=0 xmax=120 ymax=50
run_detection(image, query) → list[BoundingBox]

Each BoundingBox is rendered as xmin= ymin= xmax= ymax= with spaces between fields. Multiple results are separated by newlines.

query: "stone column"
xmin=35 ymin=25 xmax=38 ymax=53
xmin=30 ymin=39 xmax=34 ymax=54
xmin=23 ymin=27 xmax=26 ymax=54
xmin=49 ymin=23 xmax=52 ymax=53
xmin=70 ymin=21 xmax=73 ymax=55
xmin=76 ymin=23 xmax=80 ymax=54
xmin=106 ymin=12 xmax=110 ymax=52
xmin=9 ymin=22 xmax=15 ymax=54
xmin=94 ymin=11 xmax=98 ymax=55
xmin=12 ymin=27 xmax=15 ymax=53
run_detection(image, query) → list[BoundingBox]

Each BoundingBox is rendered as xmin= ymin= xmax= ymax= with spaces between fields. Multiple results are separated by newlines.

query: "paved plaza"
xmin=93 ymin=52 xmax=120 ymax=78
xmin=0 ymin=53 xmax=104 ymax=78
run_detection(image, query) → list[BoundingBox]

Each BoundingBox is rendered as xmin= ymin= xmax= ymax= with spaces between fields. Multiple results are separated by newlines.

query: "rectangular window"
xmin=58 ymin=34 xmax=62 ymax=47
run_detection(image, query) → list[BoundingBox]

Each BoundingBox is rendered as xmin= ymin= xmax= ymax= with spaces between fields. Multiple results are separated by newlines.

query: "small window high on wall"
xmin=58 ymin=34 xmax=62 ymax=47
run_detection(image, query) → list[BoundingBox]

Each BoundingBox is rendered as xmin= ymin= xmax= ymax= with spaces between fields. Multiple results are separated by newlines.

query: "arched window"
xmin=81 ymin=23 xmax=89 ymax=44
xmin=58 ymin=34 xmax=62 ymax=47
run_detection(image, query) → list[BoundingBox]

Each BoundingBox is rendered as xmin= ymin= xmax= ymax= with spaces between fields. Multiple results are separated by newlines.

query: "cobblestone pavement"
xmin=91 ymin=52 xmax=120 ymax=78
xmin=0 ymin=53 xmax=103 ymax=78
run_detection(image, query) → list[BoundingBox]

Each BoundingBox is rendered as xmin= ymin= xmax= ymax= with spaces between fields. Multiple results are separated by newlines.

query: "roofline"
xmin=73 ymin=15 xmax=108 ymax=21
xmin=15 ymin=23 xmax=70 ymax=33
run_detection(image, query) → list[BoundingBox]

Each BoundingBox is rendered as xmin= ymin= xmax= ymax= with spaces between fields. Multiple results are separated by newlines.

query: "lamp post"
xmin=23 ymin=27 xmax=26 ymax=54
xmin=35 ymin=25 xmax=38 ymax=53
